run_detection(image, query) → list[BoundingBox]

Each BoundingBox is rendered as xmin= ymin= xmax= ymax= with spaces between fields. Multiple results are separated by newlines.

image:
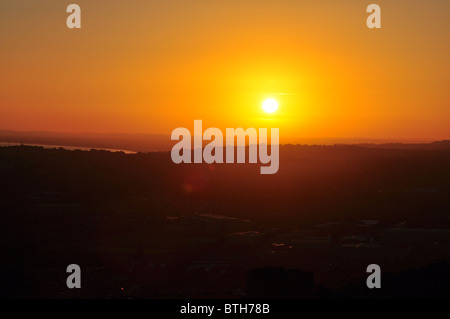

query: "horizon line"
xmin=0 ymin=128 xmax=446 ymax=144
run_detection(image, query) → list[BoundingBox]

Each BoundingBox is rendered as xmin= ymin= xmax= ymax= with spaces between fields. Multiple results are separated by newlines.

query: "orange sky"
xmin=0 ymin=1 xmax=449 ymax=143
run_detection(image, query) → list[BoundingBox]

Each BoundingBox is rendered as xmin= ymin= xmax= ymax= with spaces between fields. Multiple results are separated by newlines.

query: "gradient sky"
xmin=0 ymin=0 xmax=449 ymax=143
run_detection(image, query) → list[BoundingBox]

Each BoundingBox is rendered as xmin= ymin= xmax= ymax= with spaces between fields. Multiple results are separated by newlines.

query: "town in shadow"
xmin=1 ymin=142 xmax=450 ymax=298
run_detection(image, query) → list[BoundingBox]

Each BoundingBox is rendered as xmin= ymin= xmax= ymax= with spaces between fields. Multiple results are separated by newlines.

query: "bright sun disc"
xmin=262 ymin=98 xmax=278 ymax=113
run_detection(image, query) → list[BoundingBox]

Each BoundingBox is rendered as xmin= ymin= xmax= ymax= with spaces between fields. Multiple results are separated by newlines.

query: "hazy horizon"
xmin=0 ymin=128 xmax=446 ymax=154
xmin=0 ymin=128 xmax=443 ymax=145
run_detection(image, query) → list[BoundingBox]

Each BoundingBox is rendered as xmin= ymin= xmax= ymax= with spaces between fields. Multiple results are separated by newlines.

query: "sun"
xmin=262 ymin=98 xmax=278 ymax=113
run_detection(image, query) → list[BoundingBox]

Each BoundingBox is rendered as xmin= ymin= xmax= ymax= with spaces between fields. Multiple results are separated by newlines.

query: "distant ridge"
xmin=0 ymin=130 xmax=172 ymax=153
xmin=356 ymin=140 xmax=450 ymax=150
xmin=0 ymin=129 xmax=449 ymax=153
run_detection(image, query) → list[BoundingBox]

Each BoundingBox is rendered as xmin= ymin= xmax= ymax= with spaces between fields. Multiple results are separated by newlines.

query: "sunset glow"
xmin=0 ymin=1 xmax=449 ymax=144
